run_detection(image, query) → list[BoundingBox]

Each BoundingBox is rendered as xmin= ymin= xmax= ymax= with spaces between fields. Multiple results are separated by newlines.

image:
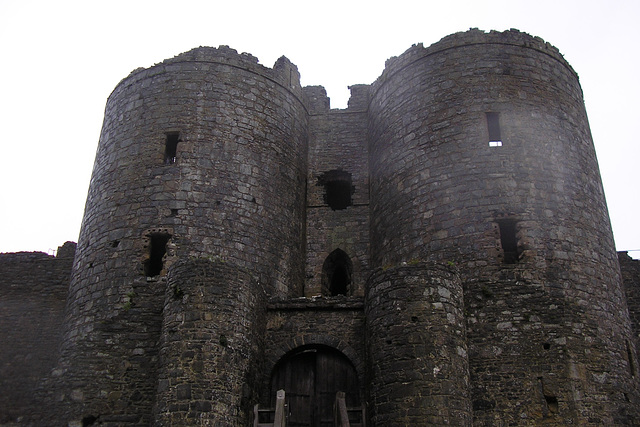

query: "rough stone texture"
xmin=154 ymin=258 xmax=265 ymax=426
xmin=366 ymin=264 xmax=471 ymax=425
xmin=0 ymin=242 xmax=75 ymax=425
xmin=304 ymin=85 xmax=370 ymax=297
xmin=1 ymin=29 xmax=639 ymax=426
xmin=368 ymin=29 xmax=639 ymax=425
xmin=620 ymin=252 xmax=640 ymax=372
xmin=262 ymin=296 xmax=366 ymax=403
xmin=46 ymin=46 xmax=308 ymax=426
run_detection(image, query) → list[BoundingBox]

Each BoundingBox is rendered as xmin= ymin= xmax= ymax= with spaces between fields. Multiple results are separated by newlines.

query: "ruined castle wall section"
xmin=367 ymin=29 xmax=639 ymax=424
xmin=620 ymin=252 xmax=640 ymax=367
xmin=0 ymin=242 xmax=75 ymax=424
xmin=303 ymin=85 xmax=370 ymax=297
xmin=52 ymin=47 xmax=308 ymax=425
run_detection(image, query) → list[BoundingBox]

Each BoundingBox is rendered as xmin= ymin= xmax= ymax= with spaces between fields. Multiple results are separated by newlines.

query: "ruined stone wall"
xmin=303 ymin=85 xmax=370 ymax=297
xmin=367 ymin=29 xmax=639 ymax=424
xmin=0 ymin=242 xmax=75 ymax=424
xmin=50 ymin=47 xmax=308 ymax=426
xmin=620 ymin=252 xmax=640 ymax=370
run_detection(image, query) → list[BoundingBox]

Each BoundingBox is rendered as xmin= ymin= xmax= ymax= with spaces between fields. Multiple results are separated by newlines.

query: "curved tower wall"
xmin=367 ymin=30 xmax=638 ymax=423
xmin=154 ymin=259 xmax=265 ymax=426
xmin=368 ymin=29 xmax=610 ymax=269
xmin=365 ymin=263 xmax=471 ymax=425
xmin=54 ymin=47 xmax=308 ymax=424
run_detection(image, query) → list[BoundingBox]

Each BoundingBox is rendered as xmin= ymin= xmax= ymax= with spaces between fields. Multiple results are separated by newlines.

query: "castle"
xmin=1 ymin=29 xmax=639 ymax=426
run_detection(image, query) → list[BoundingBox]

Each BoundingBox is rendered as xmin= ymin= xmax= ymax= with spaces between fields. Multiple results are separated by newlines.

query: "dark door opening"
xmin=322 ymin=249 xmax=353 ymax=296
xmin=269 ymin=346 xmax=360 ymax=427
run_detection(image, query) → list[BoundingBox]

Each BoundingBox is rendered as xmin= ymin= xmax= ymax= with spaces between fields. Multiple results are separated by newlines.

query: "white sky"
xmin=0 ymin=0 xmax=638 ymax=259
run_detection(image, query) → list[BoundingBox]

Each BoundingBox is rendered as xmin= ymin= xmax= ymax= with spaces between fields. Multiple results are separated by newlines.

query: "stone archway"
xmin=269 ymin=345 xmax=361 ymax=427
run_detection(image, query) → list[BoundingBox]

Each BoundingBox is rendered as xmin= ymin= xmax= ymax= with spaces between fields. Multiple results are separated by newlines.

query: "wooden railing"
xmin=334 ymin=391 xmax=366 ymax=427
xmin=254 ymin=389 xmax=365 ymax=427
xmin=254 ymin=389 xmax=286 ymax=427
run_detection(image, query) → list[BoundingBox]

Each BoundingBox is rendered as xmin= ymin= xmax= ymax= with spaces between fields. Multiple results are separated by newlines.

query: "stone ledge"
xmin=267 ymin=296 xmax=364 ymax=311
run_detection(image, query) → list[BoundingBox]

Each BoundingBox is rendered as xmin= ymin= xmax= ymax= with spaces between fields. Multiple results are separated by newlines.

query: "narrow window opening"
xmin=544 ymin=395 xmax=558 ymax=414
xmin=82 ymin=415 xmax=98 ymax=427
xmin=539 ymin=377 xmax=558 ymax=415
xmin=486 ymin=112 xmax=502 ymax=147
xmin=325 ymin=180 xmax=352 ymax=210
xmin=626 ymin=340 xmax=636 ymax=377
xmin=164 ymin=132 xmax=180 ymax=164
xmin=144 ymin=233 xmax=171 ymax=277
xmin=497 ymin=219 xmax=520 ymax=264
xmin=317 ymin=170 xmax=353 ymax=210
xmin=322 ymin=249 xmax=353 ymax=296
xmin=331 ymin=264 xmax=349 ymax=296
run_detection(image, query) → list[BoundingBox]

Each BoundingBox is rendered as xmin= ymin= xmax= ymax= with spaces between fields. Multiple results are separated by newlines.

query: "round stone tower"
xmin=366 ymin=29 xmax=639 ymax=424
xmin=365 ymin=263 xmax=471 ymax=425
xmin=52 ymin=47 xmax=308 ymax=425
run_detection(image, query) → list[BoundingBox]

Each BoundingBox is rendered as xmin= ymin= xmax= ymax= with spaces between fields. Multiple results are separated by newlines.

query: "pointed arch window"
xmin=322 ymin=249 xmax=353 ymax=296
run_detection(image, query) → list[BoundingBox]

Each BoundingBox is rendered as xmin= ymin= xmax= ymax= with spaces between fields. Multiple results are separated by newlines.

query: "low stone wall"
xmin=0 ymin=242 xmax=75 ymax=424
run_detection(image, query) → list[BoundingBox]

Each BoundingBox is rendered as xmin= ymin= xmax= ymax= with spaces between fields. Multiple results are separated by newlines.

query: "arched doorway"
xmin=321 ymin=249 xmax=353 ymax=296
xmin=269 ymin=345 xmax=361 ymax=426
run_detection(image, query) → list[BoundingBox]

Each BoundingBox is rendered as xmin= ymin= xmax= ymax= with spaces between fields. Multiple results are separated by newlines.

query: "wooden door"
xmin=270 ymin=347 xmax=360 ymax=427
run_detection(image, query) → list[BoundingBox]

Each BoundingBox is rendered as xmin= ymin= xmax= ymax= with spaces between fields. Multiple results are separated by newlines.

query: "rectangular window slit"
xmin=486 ymin=112 xmax=502 ymax=147
xmin=497 ymin=219 xmax=520 ymax=264
xmin=164 ymin=132 xmax=180 ymax=164
xmin=544 ymin=395 xmax=558 ymax=414
xmin=627 ymin=340 xmax=636 ymax=377
xmin=144 ymin=233 xmax=171 ymax=277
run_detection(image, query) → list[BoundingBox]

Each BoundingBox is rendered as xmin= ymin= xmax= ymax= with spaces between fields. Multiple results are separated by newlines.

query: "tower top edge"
xmin=111 ymin=45 xmax=301 ymax=98
xmin=373 ymin=28 xmax=576 ymax=89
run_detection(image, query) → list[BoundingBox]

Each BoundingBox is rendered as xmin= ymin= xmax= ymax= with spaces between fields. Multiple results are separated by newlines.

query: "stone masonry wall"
xmin=50 ymin=46 xmax=308 ymax=426
xmin=365 ymin=263 xmax=471 ymax=425
xmin=0 ymin=242 xmax=75 ymax=424
xmin=1 ymin=29 xmax=638 ymax=427
xmin=620 ymin=252 xmax=640 ymax=372
xmin=262 ymin=297 xmax=366 ymax=405
xmin=154 ymin=258 xmax=265 ymax=426
xmin=303 ymin=85 xmax=370 ymax=297
xmin=368 ymin=29 xmax=639 ymax=424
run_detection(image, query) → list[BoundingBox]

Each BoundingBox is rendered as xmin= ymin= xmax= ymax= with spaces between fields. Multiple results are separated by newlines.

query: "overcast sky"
xmin=0 ymin=0 xmax=638 ymax=258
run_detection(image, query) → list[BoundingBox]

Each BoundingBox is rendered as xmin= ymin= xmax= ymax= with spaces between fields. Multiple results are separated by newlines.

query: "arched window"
xmin=322 ymin=249 xmax=353 ymax=296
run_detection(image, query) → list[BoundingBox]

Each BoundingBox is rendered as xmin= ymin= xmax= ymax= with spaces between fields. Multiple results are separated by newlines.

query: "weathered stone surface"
xmin=1 ymin=29 xmax=639 ymax=426
xmin=0 ymin=242 xmax=75 ymax=425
